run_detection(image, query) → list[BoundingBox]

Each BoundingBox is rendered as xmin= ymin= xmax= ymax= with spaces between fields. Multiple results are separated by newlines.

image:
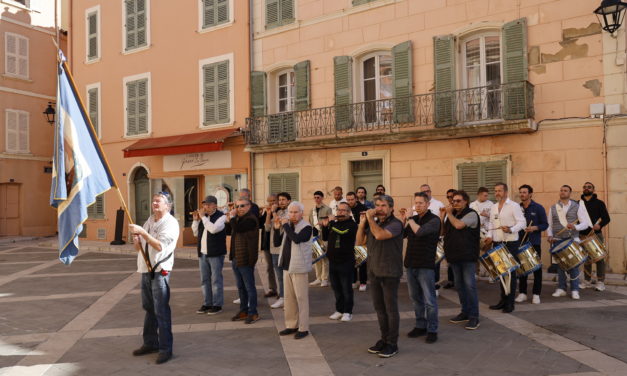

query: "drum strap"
xmin=556 ymin=204 xmax=569 ymax=228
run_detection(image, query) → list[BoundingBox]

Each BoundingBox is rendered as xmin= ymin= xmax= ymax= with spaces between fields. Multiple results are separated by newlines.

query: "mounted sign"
xmin=163 ymin=150 xmax=231 ymax=172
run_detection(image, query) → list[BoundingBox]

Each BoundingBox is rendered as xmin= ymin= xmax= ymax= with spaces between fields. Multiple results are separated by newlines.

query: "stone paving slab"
xmin=3 ymin=247 xmax=58 ymax=253
xmin=33 ymin=259 xmax=138 ymax=274
xmin=0 ymin=272 xmax=133 ymax=297
xmin=0 ymin=341 xmax=40 ymax=368
xmin=0 ymin=263 xmax=43 ymax=276
xmin=313 ymin=318 xmax=594 ymax=376
xmin=0 ymin=253 xmax=60 ymax=263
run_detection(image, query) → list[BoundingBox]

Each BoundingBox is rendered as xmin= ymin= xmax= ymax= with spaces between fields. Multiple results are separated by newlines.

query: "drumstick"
xmin=554 ymin=219 xmax=579 ymax=237
xmin=519 ymin=220 xmax=533 ymax=245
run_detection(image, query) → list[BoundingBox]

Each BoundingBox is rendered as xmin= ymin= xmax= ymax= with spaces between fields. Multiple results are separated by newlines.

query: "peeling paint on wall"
xmin=583 ymin=79 xmax=602 ymax=97
xmin=529 ymin=46 xmax=540 ymax=66
xmin=563 ymin=23 xmax=602 ymax=40
xmin=541 ymin=39 xmax=589 ymax=64
xmin=530 ymin=64 xmax=546 ymax=74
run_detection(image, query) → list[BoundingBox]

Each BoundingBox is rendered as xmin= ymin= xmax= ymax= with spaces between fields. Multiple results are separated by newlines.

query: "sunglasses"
xmin=236 ymin=204 xmax=249 ymax=208
xmin=452 ymin=199 xmax=463 ymax=203
xmin=583 ymin=186 xmax=593 ymax=189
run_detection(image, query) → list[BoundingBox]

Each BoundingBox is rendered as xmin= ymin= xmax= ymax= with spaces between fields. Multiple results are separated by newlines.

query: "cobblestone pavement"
xmin=1 ymin=241 xmax=627 ymax=375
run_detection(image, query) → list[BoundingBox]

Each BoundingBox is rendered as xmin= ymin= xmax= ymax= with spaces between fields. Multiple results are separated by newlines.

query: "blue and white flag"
xmin=50 ymin=53 xmax=114 ymax=265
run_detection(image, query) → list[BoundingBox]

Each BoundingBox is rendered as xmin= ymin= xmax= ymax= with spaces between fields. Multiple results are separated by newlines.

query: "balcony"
xmin=244 ymin=81 xmax=535 ymax=151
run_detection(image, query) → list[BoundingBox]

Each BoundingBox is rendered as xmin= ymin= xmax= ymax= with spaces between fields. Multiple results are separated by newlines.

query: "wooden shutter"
xmin=268 ymin=173 xmax=299 ymax=201
xmin=203 ymin=63 xmax=216 ymax=125
xmin=88 ymin=194 xmax=105 ymax=219
xmin=87 ymin=12 xmax=98 ymax=60
xmin=203 ymin=61 xmax=230 ymax=125
xmin=217 ymin=60 xmax=230 ymax=123
xmin=217 ymin=0 xmax=229 ymax=24
xmin=433 ymin=35 xmax=456 ymax=127
xmin=269 ymin=174 xmax=283 ymax=195
xmin=5 ymin=34 xmax=17 ymax=75
xmin=334 ymin=56 xmax=353 ymax=130
xmin=137 ymin=79 xmax=148 ymax=133
xmin=458 ymin=163 xmax=480 ymax=201
xmin=88 ymin=87 xmax=99 ymax=135
xmin=280 ymin=0 xmax=294 ymax=25
xmin=483 ymin=160 xmax=507 ymax=201
xmin=265 ymin=0 xmax=280 ymax=29
xmin=250 ymin=71 xmax=267 ymax=117
xmin=502 ymin=18 xmax=528 ymax=120
xmin=457 ymin=160 xmax=507 ymax=201
xmin=203 ymin=0 xmax=229 ymax=28
xmin=126 ymin=81 xmax=137 ymax=135
xmin=294 ymin=60 xmax=310 ymax=111
xmin=18 ymin=112 xmax=28 ymax=152
xmin=125 ymin=0 xmax=137 ymax=50
xmin=17 ymin=36 xmax=28 ymax=78
xmin=392 ymin=41 xmax=413 ymax=123
xmin=6 ymin=111 xmax=18 ymax=153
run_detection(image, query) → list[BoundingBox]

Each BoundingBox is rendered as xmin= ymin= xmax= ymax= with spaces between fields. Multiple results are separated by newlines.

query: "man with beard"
xmin=260 ymin=194 xmax=278 ymax=298
xmin=346 ymin=191 xmax=368 ymax=291
xmin=329 ymin=186 xmax=347 ymax=216
xmin=309 ymin=191 xmax=332 ymax=287
xmin=356 ymin=186 xmax=375 ymax=209
xmin=580 ymin=182 xmax=610 ymax=291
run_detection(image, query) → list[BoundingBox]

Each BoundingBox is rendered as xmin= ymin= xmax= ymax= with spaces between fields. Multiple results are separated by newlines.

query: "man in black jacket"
xmin=580 ymin=182 xmax=611 ymax=291
xmin=443 ymin=190 xmax=481 ymax=330
xmin=321 ymin=202 xmax=358 ymax=322
xmin=346 ymin=191 xmax=368 ymax=291
xmin=401 ymin=192 xmax=441 ymax=343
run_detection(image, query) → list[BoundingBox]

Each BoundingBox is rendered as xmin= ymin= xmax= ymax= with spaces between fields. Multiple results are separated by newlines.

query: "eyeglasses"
xmin=446 ymin=196 xmax=454 ymax=199
xmin=452 ymin=199 xmax=463 ymax=203
xmin=583 ymin=185 xmax=593 ymax=189
xmin=236 ymin=204 xmax=249 ymax=208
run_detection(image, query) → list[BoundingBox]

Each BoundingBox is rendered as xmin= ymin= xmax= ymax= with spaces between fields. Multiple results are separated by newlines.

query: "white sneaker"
xmin=309 ymin=279 xmax=321 ymax=286
xmin=580 ymin=280 xmax=591 ymax=289
xmin=352 ymin=282 xmax=359 ymax=289
xmin=571 ymin=291 xmax=580 ymax=300
xmin=595 ymin=281 xmax=606 ymax=291
xmin=270 ymin=298 xmax=284 ymax=309
xmin=552 ymin=289 xmax=567 ymax=297
xmin=359 ymin=284 xmax=367 ymax=292
xmin=329 ymin=311 xmax=342 ymax=320
xmin=233 ymin=298 xmax=241 ymax=304
xmin=532 ymin=294 xmax=541 ymax=304
xmin=340 ymin=313 xmax=352 ymax=322
xmin=320 ymin=280 xmax=329 ymax=287
xmin=515 ymin=293 xmax=527 ymax=303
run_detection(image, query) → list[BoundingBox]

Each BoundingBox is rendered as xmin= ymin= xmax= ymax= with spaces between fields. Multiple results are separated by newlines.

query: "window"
xmin=86 ymin=7 xmax=100 ymax=61
xmin=201 ymin=0 xmax=230 ymax=30
xmin=461 ymin=34 xmax=501 ymax=121
xmin=6 ymin=0 xmax=29 ymax=7
xmin=457 ymin=160 xmax=507 ymax=201
xmin=200 ymin=56 xmax=232 ymax=126
xmin=86 ymin=83 xmax=100 ymax=137
xmin=124 ymin=0 xmax=149 ymax=51
xmin=265 ymin=0 xmax=294 ymax=29
xmin=268 ymin=173 xmax=299 ymax=201
xmin=5 ymin=109 xmax=29 ymax=154
xmin=4 ymin=32 xmax=28 ymax=79
xmin=360 ymin=52 xmax=392 ymax=123
xmin=276 ymin=69 xmax=295 ymax=113
xmin=87 ymin=194 xmax=105 ymax=219
xmin=353 ymin=0 xmax=377 ymax=6
xmin=124 ymin=74 xmax=150 ymax=136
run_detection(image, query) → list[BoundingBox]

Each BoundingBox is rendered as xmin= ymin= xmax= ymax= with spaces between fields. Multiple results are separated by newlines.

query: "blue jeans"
xmin=199 ymin=254 xmax=224 ymax=307
xmin=141 ymin=272 xmax=173 ymax=354
xmin=232 ymin=259 xmax=257 ymax=315
xmin=406 ymin=267 xmax=438 ymax=333
xmin=450 ymin=261 xmax=479 ymax=319
xmin=558 ymin=266 xmax=580 ymax=292
xmin=271 ymin=253 xmax=284 ymax=298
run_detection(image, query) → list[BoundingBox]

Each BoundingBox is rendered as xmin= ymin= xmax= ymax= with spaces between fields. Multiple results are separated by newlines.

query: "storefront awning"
xmin=123 ymin=129 xmax=238 ymax=158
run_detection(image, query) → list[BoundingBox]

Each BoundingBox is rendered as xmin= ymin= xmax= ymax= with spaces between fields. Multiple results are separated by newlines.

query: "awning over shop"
xmin=123 ymin=129 xmax=238 ymax=158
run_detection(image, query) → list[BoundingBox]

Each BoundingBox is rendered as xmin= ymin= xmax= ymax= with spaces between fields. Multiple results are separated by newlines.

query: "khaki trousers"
xmin=283 ymin=271 xmax=309 ymax=332
xmin=314 ymin=258 xmax=329 ymax=281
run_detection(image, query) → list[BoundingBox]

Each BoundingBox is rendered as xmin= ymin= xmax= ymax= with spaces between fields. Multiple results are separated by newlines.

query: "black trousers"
xmin=369 ymin=272 xmax=400 ymax=346
xmin=329 ymin=261 xmax=354 ymax=314
xmin=353 ymin=261 xmax=368 ymax=284
xmin=518 ymin=244 xmax=542 ymax=296
xmin=499 ymin=241 xmax=519 ymax=307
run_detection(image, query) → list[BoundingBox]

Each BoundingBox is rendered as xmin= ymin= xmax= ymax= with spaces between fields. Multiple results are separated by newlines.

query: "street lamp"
xmin=43 ymin=102 xmax=55 ymax=125
xmin=594 ymin=0 xmax=627 ymax=34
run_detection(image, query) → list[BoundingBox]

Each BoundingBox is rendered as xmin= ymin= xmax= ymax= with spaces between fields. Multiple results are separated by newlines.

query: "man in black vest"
xmin=444 ymin=190 xmax=481 ymax=330
xmin=580 ymin=182 xmax=611 ymax=291
xmin=401 ymin=192 xmax=441 ymax=343
xmin=192 ymin=195 xmax=227 ymax=315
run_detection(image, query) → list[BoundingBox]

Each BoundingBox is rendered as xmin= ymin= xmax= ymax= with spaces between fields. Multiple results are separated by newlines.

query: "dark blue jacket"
xmin=518 ymin=200 xmax=548 ymax=246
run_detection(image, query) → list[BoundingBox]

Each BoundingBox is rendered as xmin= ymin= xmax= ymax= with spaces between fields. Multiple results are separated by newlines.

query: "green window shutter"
xmin=88 ymin=87 xmax=99 ymax=135
xmin=125 ymin=0 xmax=136 ymax=50
xmin=203 ymin=0 xmax=229 ymax=29
xmin=265 ymin=0 xmax=280 ymax=29
xmin=137 ymin=79 xmax=148 ymax=134
xmin=457 ymin=160 xmax=507 ymax=201
xmin=334 ymin=56 xmax=353 ymax=130
xmin=353 ymin=0 xmax=376 ymax=5
xmin=217 ymin=0 xmax=229 ymax=24
xmin=458 ymin=163 xmax=481 ymax=201
xmin=294 ymin=60 xmax=310 ymax=111
xmin=269 ymin=173 xmax=299 ymax=201
xmin=136 ymin=0 xmax=147 ymax=47
xmin=126 ymin=81 xmax=138 ymax=135
xmin=502 ymin=18 xmax=528 ymax=120
xmin=251 ymin=71 xmax=267 ymax=117
xmin=269 ymin=174 xmax=283 ymax=195
xmin=267 ymin=113 xmax=295 ymax=143
xmin=87 ymin=12 xmax=98 ymax=59
xmin=433 ymin=35 xmax=456 ymax=127
xmin=203 ymin=63 xmax=217 ymax=125
xmin=483 ymin=160 xmax=507 ymax=201
xmin=280 ymin=0 xmax=294 ymax=25
xmin=267 ymin=114 xmax=281 ymax=143
xmin=392 ymin=41 xmax=413 ymax=124
xmin=88 ymin=194 xmax=105 ymax=219
xmin=204 ymin=61 xmax=230 ymax=125
xmin=217 ymin=60 xmax=230 ymax=123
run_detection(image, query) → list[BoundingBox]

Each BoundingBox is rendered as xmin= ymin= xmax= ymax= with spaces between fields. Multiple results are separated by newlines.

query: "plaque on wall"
xmin=163 ymin=150 xmax=231 ymax=172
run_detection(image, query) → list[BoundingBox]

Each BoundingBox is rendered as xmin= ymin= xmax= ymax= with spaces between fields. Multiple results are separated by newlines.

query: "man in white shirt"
xmin=469 ymin=187 xmax=494 ymax=237
xmin=548 ymin=185 xmax=591 ymax=300
xmin=484 ymin=183 xmax=526 ymax=313
xmin=420 ymin=184 xmax=444 ymax=216
xmin=329 ymin=186 xmax=347 ymax=216
xmin=192 ymin=195 xmax=227 ymax=315
xmin=129 ymin=192 xmax=180 ymax=365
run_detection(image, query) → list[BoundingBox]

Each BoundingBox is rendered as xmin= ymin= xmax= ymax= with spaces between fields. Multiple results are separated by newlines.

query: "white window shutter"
xmin=6 ymin=111 xmax=18 ymax=152
xmin=5 ymin=34 xmax=17 ymax=75
xmin=18 ymin=112 xmax=29 ymax=152
xmin=126 ymin=81 xmax=137 ymax=135
xmin=17 ymin=36 xmax=28 ymax=78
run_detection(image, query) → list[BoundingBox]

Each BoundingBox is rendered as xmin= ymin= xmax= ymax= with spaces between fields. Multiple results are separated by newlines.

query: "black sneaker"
xmin=377 ymin=344 xmax=399 ymax=358
xmin=407 ymin=328 xmax=427 ymax=338
xmin=155 ymin=352 xmax=172 ymax=365
xmin=465 ymin=318 xmax=480 ymax=330
xmin=132 ymin=345 xmax=159 ymax=356
xmin=279 ymin=328 xmax=298 ymax=336
xmin=207 ymin=306 xmax=222 ymax=315
xmin=196 ymin=305 xmax=211 ymax=314
xmin=443 ymin=281 xmax=454 ymax=289
xmin=294 ymin=331 xmax=309 ymax=339
xmin=449 ymin=313 xmax=469 ymax=323
xmin=367 ymin=339 xmax=386 ymax=354
xmin=425 ymin=332 xmax=438 ymax=344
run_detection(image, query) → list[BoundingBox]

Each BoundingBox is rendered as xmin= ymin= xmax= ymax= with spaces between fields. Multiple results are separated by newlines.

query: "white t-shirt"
xmin=470 ymin=199 xmax=494 ymax=234
xmin=329 ymin=198 xmax=347 ymax=216
xmin=428 ymin=198 xmax=445 ymax=216
xmin=137 ymin=212 xmax=180 ymax=273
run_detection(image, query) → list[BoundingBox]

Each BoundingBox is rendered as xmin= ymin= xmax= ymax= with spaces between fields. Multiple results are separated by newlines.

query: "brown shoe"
xmin=231 ymin=311 xmax=248 ymax=321
xmin=264 ymin=290 xmax=277 ymax=298
xmin=245 ymin=314 xmax=260 ymax=324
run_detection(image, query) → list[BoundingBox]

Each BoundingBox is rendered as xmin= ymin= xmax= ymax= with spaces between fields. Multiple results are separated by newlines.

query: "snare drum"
xmin=550 ymin=239 xmax=587 ymax=271
xmin=514 ymin=242 xmax=542 ymax=277
xmin=579 ymin=234 xmax=607 ymax=264
xmin=311 ymin=237 xmax=327 ymax=264
xmin=354 ymin=245 xmax=368 ymax=268
xmin=435 ymin=240 xmax=445 ymax=264
xmin=479 ymin=243 xmax=520 ymax=282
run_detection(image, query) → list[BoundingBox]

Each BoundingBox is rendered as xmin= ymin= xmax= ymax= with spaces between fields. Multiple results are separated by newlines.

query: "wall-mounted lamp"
xmin=43 ymin=102 xmax=56 ymax=125
xmin=594 ymin=0 xmax=627 ymax=34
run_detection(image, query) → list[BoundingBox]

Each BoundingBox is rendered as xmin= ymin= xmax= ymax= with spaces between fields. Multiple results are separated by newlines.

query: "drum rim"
xmin=550 ymin=239 xmax=574 ymax=254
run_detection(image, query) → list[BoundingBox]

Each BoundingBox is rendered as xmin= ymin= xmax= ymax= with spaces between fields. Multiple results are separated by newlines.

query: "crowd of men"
xmin=127 ymin=182 xmax=610 ymax=363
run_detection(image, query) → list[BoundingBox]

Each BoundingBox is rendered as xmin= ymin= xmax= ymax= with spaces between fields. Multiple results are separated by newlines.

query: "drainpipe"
xmin=248 ymin=0 xmax=255 ymax=202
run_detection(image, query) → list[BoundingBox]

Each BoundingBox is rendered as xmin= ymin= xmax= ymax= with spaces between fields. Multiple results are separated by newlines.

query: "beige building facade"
xmin=69 ymin=0 xmax=251 ymax=245
xmin=247 ymin=0 xmax=627 ymax=273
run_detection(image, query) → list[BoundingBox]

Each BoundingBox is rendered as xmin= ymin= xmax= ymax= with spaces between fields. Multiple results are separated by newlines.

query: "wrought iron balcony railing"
xmin=245 ymin=81 xmax=534 ymax=146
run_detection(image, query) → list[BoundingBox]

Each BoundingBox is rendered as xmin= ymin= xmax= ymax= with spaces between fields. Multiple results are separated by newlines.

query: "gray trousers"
xmin=584 ymin=233 xmax=606 ymax=281
xmin=369 ymin=272 xmax=400 ymax=346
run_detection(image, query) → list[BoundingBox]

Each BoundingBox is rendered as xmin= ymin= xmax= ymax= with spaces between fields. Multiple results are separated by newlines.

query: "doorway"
xmin=0 ymin=183 xmax=20 ymax=236
xmin=351 ymin=159 xmax=382 ymax=199
xmin=133 ymin=167 xmax=150 ymax=226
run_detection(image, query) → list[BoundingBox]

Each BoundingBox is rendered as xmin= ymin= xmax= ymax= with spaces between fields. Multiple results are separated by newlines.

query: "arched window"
xmin=359 ymin=52 xmax=392 ymax=124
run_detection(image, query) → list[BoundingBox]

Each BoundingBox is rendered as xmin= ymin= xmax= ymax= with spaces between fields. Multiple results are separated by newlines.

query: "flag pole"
xmin=55 ymin=47 xmax=152 ymax=272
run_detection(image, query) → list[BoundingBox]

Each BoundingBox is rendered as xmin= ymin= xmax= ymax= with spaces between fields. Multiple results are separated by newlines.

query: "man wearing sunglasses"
xmin=226 ymin=199 xmax=260 ymax=324
xmin=580 ymin=182 xmax=611 ymax=291
xmin=437 ymin=189 xmax=457 ymax=290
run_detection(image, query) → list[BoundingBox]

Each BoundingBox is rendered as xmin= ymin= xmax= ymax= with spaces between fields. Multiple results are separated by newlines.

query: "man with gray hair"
xmin=357 ymin=195 xmax=404 ymax=358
